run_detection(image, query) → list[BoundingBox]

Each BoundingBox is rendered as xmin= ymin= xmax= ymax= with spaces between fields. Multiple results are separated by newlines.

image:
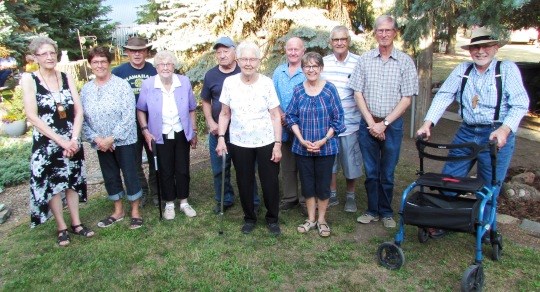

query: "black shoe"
xmin=279 ymin=201 xmax=298 ymax=211
xmin=213 ymin=203 xmax=233 ymax=214
xmin=267 ymin=223 xmax=281 ymax=236
xmin=241 ymin=222 xmax=256 ymax=234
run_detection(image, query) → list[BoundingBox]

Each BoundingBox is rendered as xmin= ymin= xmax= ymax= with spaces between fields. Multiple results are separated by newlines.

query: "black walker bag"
xmin=403 ymin=191 xmax=480 ymax=233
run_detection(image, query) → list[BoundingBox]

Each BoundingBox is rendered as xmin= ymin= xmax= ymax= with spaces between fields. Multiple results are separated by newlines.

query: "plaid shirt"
xmin=425 ymin=59 xmax=529 ymax=133
xmin=285 ymin=82 xmax=345 ymax=156
xmin=348 ymin=47 xmax=418 ymax=118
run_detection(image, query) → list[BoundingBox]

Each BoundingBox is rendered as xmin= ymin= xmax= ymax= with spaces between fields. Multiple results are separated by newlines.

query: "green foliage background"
xmin=0 ymin=137 xmax=31 ymax=189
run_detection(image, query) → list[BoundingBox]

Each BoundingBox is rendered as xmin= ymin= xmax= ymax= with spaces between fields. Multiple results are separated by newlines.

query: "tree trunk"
xmin=414 ymin=14 xmax=435 ymax=134
xmin=445 ymin=24 xmax=457 ymax=55
xmin=328 ymin=0 xmax=352 ymax=28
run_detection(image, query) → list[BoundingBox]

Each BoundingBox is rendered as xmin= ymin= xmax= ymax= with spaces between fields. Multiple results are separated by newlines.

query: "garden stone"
xmin=504 ymin=183 xmax=540 ymax=201
xmin=520 ymin=219 xmax=540 ymax=238
xmin=497 ymin=213 xmax=519 ymax=225
xmin=510 ymin=172 xmax=535 ymax=185
xmin=0 ymin=207 xmax=12 ymax=224
xmin=0 ymin=203 xmax=4 ymax=212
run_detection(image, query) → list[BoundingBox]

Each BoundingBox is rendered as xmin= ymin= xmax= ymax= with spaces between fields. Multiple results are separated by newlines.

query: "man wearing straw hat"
xmin=112 ymin=37 xmax=158 ymax=207
xmin=416 ymin=26 xmax=529 ymax=237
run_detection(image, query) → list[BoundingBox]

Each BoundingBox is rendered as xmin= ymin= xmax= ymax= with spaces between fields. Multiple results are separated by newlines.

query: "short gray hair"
xmin=329 ymin=25 xmax=351 ymax=43
xmin=29 ymin=37 xmax=58 ymax=55
xmin=301 ymin=52 xmax=324 ymax=68
xmin=154 ymin=50 xmax=179 ymax=68
xmin=374 ymin=15 xmax=397 ymax=30
xmin=236 ymin=41 xmax=261 ymax=59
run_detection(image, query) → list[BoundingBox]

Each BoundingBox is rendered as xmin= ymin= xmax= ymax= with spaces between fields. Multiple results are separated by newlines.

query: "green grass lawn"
xmin=1 ymin=162 xmax=538 ymax=291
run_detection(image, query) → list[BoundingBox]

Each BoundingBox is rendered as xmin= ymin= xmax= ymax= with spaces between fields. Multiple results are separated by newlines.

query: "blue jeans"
xmin=442 ymin=123 xmax=515 ymax=198
xmin=208 ymin=133 xmax=260 ymax=206
xmin=358 ymin=117 xmax=404 ymax=218
xmin=97 ymin=143 xmax=142 ymax=201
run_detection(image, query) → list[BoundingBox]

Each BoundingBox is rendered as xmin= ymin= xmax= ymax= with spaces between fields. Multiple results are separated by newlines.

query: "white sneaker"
xmin=357 ymin=213 xmax=379 ymax=224
xmin=382 ymin=217 xmax=396 ymax=228
xmin=164 ymin=203 xmax=175 ymax=220
xmin=180 ymin=203 xmax=197 ymax=217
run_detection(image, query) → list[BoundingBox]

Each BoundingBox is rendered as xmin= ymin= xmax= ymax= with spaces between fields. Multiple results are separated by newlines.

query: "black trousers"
xmin=156 ymin=131 xmax=190 ymax=201
xmin=229 ymin=143 xmax=280 ymax=224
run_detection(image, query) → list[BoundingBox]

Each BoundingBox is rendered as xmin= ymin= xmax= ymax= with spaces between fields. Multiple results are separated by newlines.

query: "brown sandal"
xmin=317 ymin=222 xmax=331 ymax=237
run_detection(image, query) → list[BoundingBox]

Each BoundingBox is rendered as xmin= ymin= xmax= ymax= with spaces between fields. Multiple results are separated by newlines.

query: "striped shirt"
xmin=272 ymin=63 xmax=306 ymax=141
xmin=424 ymin=59 xmax=529 ymax=133
xmin=348 ymin=48 xmax=418 ymax=118
xmin=285 ymin=81 xmax=345 ymax=156
xmin=321 ymin=52 xmax=361 ymax=136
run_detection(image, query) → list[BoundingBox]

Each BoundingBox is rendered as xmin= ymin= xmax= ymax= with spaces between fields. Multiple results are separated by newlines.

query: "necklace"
xmin=40 ymin=69 xmax=67 ymax=119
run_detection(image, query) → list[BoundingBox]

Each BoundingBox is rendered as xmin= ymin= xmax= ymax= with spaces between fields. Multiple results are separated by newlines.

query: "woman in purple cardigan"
xmin=136 ymin=50 xmax=198 ymax=220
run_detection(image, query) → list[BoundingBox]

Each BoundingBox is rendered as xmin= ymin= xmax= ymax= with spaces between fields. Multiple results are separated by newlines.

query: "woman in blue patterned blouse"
xmin=285 ymin=52 xmax=345 ymax=237
xmin=80 ymin=47 xmax=143 ymax=230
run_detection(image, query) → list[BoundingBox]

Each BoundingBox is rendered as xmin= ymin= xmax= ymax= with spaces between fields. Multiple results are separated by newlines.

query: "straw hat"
xmin=461 ymin=26 xmax=506 ymax=50
xmin=123 ymin=37 xmax=152 ymax=50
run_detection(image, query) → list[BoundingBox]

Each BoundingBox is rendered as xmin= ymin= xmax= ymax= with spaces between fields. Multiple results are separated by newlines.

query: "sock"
xmin=346 ymin=192 xmax=355 ymax=198
xmin=180 ymin=203 xmax=189 ymax=209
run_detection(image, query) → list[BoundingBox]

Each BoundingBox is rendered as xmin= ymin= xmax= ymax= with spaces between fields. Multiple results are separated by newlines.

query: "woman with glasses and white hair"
xmin=286 ymin=52 xmax=345 ymax=237
xmin=215 ymin=41 xmax=283 ymax=235
xmin=81 ymin=46 xmax=143 ymax=230
xmin=21 ymin=36 xmax=94 ymax=246
xmin=137 ymin=50 xmax=198 ymax=220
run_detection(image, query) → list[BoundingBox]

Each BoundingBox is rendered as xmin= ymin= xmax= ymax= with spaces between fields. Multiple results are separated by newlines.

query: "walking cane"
xmin=219 ymin=153 xmax=226 ymax=235
xmin=151 ymin=139 xmax=163 ymax=220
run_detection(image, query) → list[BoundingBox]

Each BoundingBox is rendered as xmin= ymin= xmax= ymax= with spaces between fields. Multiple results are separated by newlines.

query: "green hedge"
xmin=0 ymin=137 xmax=31 ymax=189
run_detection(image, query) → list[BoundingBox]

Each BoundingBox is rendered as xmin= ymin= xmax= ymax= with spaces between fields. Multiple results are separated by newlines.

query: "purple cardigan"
xmin=137 ymin=74 xmax=197 ymax=144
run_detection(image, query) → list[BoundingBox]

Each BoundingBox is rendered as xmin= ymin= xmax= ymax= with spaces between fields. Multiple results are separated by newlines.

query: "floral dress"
xmin=29 ymin=72 xmax=87 ymax=228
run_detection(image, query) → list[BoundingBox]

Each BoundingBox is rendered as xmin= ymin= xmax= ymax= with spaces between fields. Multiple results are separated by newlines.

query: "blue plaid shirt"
xmin=425 ymin=59 xmax=529 ymax=132
xmin=285 ymin=81 xmax=345 ymax=156
xmin=273 ymin=63 xmax=306 ymax=141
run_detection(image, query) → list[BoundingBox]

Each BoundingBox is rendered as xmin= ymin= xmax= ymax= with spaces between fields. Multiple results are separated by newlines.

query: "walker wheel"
xmin=377 ymin=242 xmax=405 ymax=270
xmin=461 ymin=264 xmax=484 ymax=292
xmin=418 ymin=228 xmax=429 ymax=243
xmin=491 ymin=233 xmax=503 ymax=261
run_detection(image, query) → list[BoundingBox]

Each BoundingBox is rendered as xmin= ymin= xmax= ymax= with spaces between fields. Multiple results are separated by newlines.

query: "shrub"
xmin=0 ymin=137 xmax=31 ymax=189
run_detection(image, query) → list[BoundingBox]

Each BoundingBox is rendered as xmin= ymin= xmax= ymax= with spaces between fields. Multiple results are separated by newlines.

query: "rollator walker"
xmin=377 ymin=134 xmax=502 ymax=291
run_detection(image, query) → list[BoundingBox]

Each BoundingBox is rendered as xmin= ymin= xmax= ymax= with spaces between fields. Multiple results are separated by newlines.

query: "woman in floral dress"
xmin=20 ymin=37 xmax=94 ymax=246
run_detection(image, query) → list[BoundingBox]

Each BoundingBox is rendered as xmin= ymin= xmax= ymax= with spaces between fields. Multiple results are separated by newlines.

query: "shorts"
xmin=332 ymin=132 xmax=363 ymax=179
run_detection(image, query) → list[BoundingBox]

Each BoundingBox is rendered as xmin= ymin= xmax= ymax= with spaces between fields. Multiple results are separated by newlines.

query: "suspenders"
xmin=459 ymin=61 xmax=502 ymax=120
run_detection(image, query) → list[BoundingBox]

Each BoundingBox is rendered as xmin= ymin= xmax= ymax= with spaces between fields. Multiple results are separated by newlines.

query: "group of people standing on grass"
xmin=21 ymin=13 xmax=528 ymax=246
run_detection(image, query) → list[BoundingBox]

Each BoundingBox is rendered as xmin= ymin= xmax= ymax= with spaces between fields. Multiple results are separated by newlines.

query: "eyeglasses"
xmin=375 ymin=29 xmax=395 ymax=35
xmin=469 ymin=44 xmax=496 ymax=51
xmin=127 ymin=49 xmax=147 ymax=54
xmin=302 ymin=65 xmax=320 ymax=71
xmin=331 ymin=38 xmax=348 ymax=43
xmin=34 ymin=51 xmax=57 ymax=58
xmin=157 ymin=63 xmax=175 ymax=68
xmin=237 ymin=58 xmax=259 ymax=63
xmin=90 ymin=60 xmax=109 ymax=66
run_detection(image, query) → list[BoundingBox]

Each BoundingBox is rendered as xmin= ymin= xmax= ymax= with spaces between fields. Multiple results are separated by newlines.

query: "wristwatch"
xmin=383 ymin=119 xmax=390 ymax=126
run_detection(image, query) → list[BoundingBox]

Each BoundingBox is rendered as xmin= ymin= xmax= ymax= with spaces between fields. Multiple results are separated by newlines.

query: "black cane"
xmin=219 ymin=153 xmax=226 ymax=235
xmin=151 ymin=139 xmax=163 ymax=220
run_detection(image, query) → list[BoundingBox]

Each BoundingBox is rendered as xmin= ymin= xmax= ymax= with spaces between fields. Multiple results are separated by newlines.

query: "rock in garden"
xmin=0 ymin=203 xmax=5 ymax=212
xmin=510 ymin=172 xmax=535 ymax=185
xmin=497 ymin=214 xmax=519 ymax=225
xmin=504 ymin=183 xmax=540 ymax=202
xmin=520 ymin=219 xmax=540 ymax=238
xmin=0 ymin=207 xmax=12 ymax=224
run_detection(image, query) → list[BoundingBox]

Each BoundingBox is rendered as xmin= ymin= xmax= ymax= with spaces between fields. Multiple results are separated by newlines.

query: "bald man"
xmin=272 ymin=37 xmax=307 ymax=214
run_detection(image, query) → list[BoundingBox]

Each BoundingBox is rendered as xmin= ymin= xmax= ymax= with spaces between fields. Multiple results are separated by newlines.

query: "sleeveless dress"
xmin=29 ymin=72 xmax=87 ymax=228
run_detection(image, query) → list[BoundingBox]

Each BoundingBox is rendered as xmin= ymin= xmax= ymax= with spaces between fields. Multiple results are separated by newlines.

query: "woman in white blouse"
xmin=80 ymin=47 xmax=143 ymax=229
xmin=215 ymin=41 xmax=283 ymax=235
xmin=137 ymin=51 xmax=198 ymax=220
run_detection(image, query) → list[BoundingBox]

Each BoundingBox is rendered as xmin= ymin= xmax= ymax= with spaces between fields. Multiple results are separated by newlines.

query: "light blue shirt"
xmin=425 ymin=59 xmax=529 ymax=133
xmin=272 ymin=63 xmax=305 ymax=141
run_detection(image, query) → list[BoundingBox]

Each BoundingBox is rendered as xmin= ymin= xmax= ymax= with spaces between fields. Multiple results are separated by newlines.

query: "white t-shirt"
xmin=220 ymin=73 xmax=280 ymax=148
